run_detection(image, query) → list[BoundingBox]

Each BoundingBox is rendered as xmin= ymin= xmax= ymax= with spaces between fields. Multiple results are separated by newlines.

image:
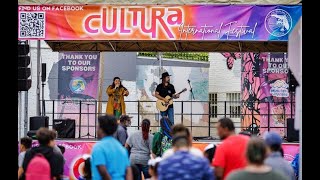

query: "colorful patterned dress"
xmin=113 ymin=88 xmax=122 ymax=119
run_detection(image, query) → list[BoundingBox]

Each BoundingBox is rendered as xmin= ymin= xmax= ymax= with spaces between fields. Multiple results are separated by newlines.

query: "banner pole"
xmin=36 ymin=40 xmax=41 ymax=116
xmin=97 ymin=52 xmax=105 ymax=117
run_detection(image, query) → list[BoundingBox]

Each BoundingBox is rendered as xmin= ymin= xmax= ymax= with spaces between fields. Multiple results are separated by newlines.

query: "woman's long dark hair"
xmin=84 ymin=157 xmax=92 ymax=179
xmin=142 ymin=119 xmax=151 ymax=140
xmin=111 ymin=77 xmax=125 ymax=89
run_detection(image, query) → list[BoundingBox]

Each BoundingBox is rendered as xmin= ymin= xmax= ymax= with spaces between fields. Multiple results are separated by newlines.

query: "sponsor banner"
xmin=57 ymin=52 xmax=100 ymax=138
xmin=18 ymin=5 xmax=301 ymax=41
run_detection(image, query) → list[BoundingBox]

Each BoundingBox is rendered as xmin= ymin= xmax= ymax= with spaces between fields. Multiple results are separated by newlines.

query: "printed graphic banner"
xmin=45 ymin=141 xmax=297 ymax=180
xmin=18 ymin=5 xmax=301 ymax=41
xmin=57 ymin=52 xmax=100 ymax=138
xmin=241 ymin=52 xmax=293 ymax=137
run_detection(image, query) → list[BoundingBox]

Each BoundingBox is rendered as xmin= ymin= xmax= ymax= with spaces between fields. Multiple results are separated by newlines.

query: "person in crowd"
xmin=20 ymin=128 xmax=64 ymax=180
xmin=264 ymin=132 xmax=295 ymax=180
xmin=57 ymin=145 xmax=65 ymax=155
xmin=157 ymin=134 xmax=214 ymax=180
xmin=18 ymin=137 xmax=33 ymax=179
xmin=162 ymin=124 xmax=203 ymax=159
xmin=146 ymin=157 xmax=162 ymax=180
xmin=51 ymin=130 xmax=63 ymax=155
xmin=280 ymin=147 xmax=284 ymax=157
xmin=226 ymin=137 xmax=288 ymax=180
xmin=151 ymin=117 xmax=173 ymax=157
xmin=57 ymin=145 xmax=66 ymax=166
xmin=91 ymin=115 xmax=132 ymax=180
xmin=239 ymin=130 xmax=251 ymax=137
xmin=114 ymin=115 xmax=132 ymax=146
xmin=212 ymin=118 xmax=249 ymax=180
xmin=83 ymin=156 xmax=92 ymax=180
xmin=291 ymin=153 xmax=299 ymax=179
xmin=126 ymin=119 xmax=154 ymax=180
xmin=106 ymin=77 xmax=129 ymax=119
xmin=203 ymin=143 xmax=216 ymax=164
xmin=130 ymin=164 xmax=141 ymax=180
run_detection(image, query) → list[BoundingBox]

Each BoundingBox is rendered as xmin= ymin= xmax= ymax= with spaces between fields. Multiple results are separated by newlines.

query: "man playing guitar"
xmin=155 ymin=72 xmax=180 ymax=125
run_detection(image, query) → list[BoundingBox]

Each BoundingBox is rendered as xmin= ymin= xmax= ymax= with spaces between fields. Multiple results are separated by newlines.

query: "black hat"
xmin=160 ymin=72 xmax=171 ymax=79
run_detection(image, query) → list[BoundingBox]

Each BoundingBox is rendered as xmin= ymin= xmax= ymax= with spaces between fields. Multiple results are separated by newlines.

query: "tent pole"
xmin=158 ymin=52 xmax=163 ymax=83
xmin=36 ymin=40 xmax=41 ymax=116
xmin=157 ymin=52 xmax=163 ymax=129
xmin=97 ymin=53 xmax=105 ymax=116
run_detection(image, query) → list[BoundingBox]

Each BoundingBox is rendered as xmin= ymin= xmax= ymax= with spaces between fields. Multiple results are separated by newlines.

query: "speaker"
xmin=18 ymin=67 xmax=31 ymax=79
xmin=30 ymin=116 xmax=49 ymax=130
xmin=41 ymin=63 xmax=46 ymax=82
xmin=18 ymin=79 xmax=32 ymax=91
xmin=18 ymin=56 xmax=30 ymax=67
xmin=53 ymin=119 xmax=75 ymax=138
xmin=287 ymin=118 xmax=299 ymax=142
xmin=288 ymin=69 xmax=299 ymax=92
xmin=18 ymin=44 xmax=30 ymax=55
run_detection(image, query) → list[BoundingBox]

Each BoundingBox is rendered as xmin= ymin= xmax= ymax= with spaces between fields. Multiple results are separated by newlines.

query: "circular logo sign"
xmin=265 ymin=9 xmax=292 ymax=37
xmin=70 ymin=154 xmax=91 ymax=180
xmin=69 ymin=77 xmax=86 ymax=94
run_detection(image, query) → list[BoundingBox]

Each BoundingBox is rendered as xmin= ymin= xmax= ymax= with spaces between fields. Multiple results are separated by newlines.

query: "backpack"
xmin=161 ymin=135 xmax=172 ymax=154
xmin=152 ymin=131 xmax=164 ymax=157
xmin=26 ymin=153 xmax=51 ymax=180
xmin=152 ymin=117 xmax=173 ymax=157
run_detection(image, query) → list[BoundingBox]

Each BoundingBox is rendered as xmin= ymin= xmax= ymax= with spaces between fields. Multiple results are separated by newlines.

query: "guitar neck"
xmin=168 ymin=90 xmax=185 ymax=101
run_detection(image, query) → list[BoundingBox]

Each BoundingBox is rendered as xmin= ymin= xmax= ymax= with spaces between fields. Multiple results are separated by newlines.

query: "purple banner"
xmin=57 ymin=52 xmax=100 ymax=138
xmin=18 ymin=5 xmax=301 ymax=41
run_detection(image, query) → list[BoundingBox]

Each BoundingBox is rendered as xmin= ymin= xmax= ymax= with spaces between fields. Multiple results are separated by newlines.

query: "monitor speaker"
xmin=53 ymin=119 xmax=76 ymax=138
xmin=30 ymin=116 xmax=49 ymax=130
xmin=287 ymin=118 xmax=299 ymax=142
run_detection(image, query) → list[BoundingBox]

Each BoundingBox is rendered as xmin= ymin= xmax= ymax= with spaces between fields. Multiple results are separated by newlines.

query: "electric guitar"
xmin=156 ymin=88 xmax=187 ymax=111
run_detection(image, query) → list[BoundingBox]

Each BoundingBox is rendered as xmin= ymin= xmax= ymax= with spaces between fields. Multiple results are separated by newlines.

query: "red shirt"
xmin=212 ymin=135 xmax=249 ymax=180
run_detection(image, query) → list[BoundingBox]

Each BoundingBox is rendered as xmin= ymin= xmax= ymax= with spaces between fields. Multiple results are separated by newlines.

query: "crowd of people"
xmin=18 ymin=116 xmax=298 ymax=180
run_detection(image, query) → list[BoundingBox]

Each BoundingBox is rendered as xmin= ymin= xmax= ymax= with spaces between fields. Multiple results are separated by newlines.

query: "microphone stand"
xmin=41 ymin=81 xmax=45 ymax=116
xmin=81 ymin=101 xmax=95 ymax=138
xmin=188 ymin=80 xmax=195 ymax=133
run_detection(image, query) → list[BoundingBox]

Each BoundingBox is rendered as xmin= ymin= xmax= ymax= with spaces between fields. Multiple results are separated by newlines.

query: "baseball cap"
xmin=263 ymin=132 xmax=283 ymax=146
xmin=148 ymin=157 xmax=162 ymax=166
xmin=204 ymin=143 xmax=216 ymax=152
xmin=119 ymin=115 xmax=133 ymax=122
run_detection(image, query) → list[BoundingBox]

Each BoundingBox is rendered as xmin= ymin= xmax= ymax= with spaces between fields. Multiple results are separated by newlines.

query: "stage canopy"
xmin=45 ymin=41 xmax=287 ymax=52
xmin=18 ymin=3 xmax=302 ymax=52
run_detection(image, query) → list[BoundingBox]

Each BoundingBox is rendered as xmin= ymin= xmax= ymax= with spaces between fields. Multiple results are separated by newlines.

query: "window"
xmin=227 ymin=93 xmax=241 ymax=118
xmin=209 ymin=93 xmax=218 ymax=118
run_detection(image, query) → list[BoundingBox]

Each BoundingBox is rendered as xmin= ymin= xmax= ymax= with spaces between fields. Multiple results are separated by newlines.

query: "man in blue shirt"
xmin=113 ymin=115 xmax=132 ymax=146
xmin=157 ymin=130 xmax=214 ymax=180
xmin=91 ymin=115 xmax=133 ymax=180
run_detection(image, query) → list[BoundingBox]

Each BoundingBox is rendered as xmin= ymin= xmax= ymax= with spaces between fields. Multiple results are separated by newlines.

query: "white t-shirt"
xmin=161 ymin=147 xmax=203 ymax=159
xmin=18 ymin=151 xmax=26 ymax=167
